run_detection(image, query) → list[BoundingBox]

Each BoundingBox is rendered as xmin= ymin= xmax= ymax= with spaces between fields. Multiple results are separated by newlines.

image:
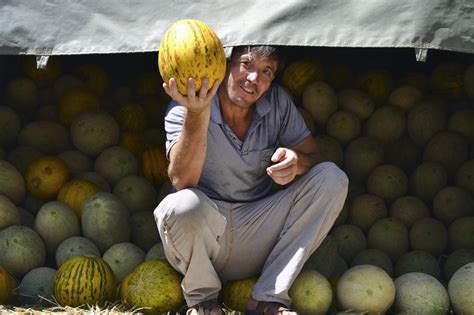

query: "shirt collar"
xmin=210 ymin=89 xmax=272 ymax=125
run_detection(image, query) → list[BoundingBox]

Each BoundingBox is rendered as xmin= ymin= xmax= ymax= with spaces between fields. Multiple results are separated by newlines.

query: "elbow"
xmin=168 ymin=171 xmax=198 ymax=191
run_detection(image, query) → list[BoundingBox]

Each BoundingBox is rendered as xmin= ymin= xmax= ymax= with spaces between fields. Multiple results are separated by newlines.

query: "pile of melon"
xmin=0 ymin=49 xmax=474 ymax=315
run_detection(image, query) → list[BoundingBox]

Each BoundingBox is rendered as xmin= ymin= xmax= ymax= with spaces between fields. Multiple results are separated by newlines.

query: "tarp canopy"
xmin=0 ymin=0 xmax=473 ymax=57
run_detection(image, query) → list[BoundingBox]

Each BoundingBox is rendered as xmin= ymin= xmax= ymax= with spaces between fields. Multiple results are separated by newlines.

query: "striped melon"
xmin=53 ymin=255 xmax=116 ymax=307
xmin=57 ymin=179 xmax=102 ymax=217
xmin=142 ymin=146 xmax=169 ymax=185
xmin=58 ymin=87 xmax=100 ymax=126
xmin=158 ymin=19 xmax=226 ymax=95
xmin=281 ymin=58 xmax=325 ymax=100
xmin=74 ymin=63 xmax=108 ymax=96
xmin=0 ymin=265 xmax=12 ymax=305
xmin=120 ymin=259 xmax=184 ymax=314
xmin=115 ymin=103 xmax=147 ymax=132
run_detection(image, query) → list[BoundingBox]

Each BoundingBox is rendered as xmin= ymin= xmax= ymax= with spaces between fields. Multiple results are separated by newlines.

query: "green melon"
xmin=367 ymin=164 xmax=408 ymax=203
xmin=36 ymin=104 xmax=58 ymax=121
xmin=331 ymin=224 xmax=367 ymax=263
xmin=344 ymin=137 xmax=384 ymax=183
xmin=94 ymin=146 xmax=138 ymax=184
xmin=21 ymin=192 xmax=46 ymax=215
xmin=443 ymin=249 xmax=474 ymax=281
xmin=448 ymin=216 xmax=474 ymax=251
xmin=349 ymin=194 xmax=387 ymax=232
xmin=305 ymin=234 xmax=338 ymax=278
xmin=350 ymin=248 xmax=393 ymax=276
xmin=367 ymin=218 xmax=409 ymax=261
xmin=410 ymin=217 xmax=447 ymax=257
xmin=394 ymin=250 xmax=441 ymax=278
xmin=433 ymin=186 xmax=474 ymax=225
xmin=34 ymin=201 xmax=80 ymax=255
xmin=389 ymin=196 xmax=430 ymax=228
xmin=17 ymin=266 xmax=57 ymax=306
xmin=113 ymin=175 xmax=157 ymax=213
xmin=57 ymin=150 xmax=92 ymax=176
xmin=331 ymin=254 xmax=349 ymax=278
xmin=364 ymin=105 xmax=406 ymax=145
xmin=70 ymin=109 xmax=120 ymax=156
xmin=423 ymin=131 xmax=469 ymax=177
xmin=325 ymin=63 xmax=353 ymax=90
xmin=0 ymin=159 xmax=26 ymax=205
xmin=326 ymin=110 xmax=361 ymax=145
xmin=145 ymin=242 xmax=166 ymax=261
xmin=52 ymin=74 xmax=85 ymax=101
xmin=333 ymin=203 xmax=349 ymax=227
xmin=448 ymin=262 xmax=474 ymax=315
xmin=409 ymin=161 xmax=448 ymax=204
xmin=289 ymin=269 xmax=333 ymax=315
xmin=407 ymin=99 xmax=447 ymax=146
xmin=76 ymin=171 xmax=111 ymax=192
xmin=301 ymin=81 xmax=338 ymax=126
xmin=384 ymin=136 xmax=422 ymax=173
xmin=0 ymin=225 xmax=46 ymax=277
xmin=103 ymin=242 xmax=145 ymax=282
xmin=0 ymin=195 xmax=21 ymax=230
xmin=0 ymin=105 xmax=21 ymax=148
xmin=5 ymin=76 xmax=39 ymax=114
xmin=356 ymin=69 xmax=393 ymax=104
xmin=7 ymin=145 xmax=44 ymax=175
xmin=18 ymin=207 xmax=35 ymax=229
xmin=388 ymin=85 xmax=422 ymax=112
xmin=337 ymin=88 xmax=374 ymax=121
xmin=394 ymin=272 xmax=450 ymax=315
xmin=221 ymin=276 xmax=257 ymax=313
xmin=55 ymin=236 xmax=101 ymax=267
xmin=337 ymin=264 xmax=395 ymax=315
xmin=455 ymin=159 xmax=474 ymax=196
xmin=81 ymin=192 xmax=131 ymax=253
xmin=130 ymin=211 xmax=161 ymax=252
xmin=18 ymin=120 xmax=70 ymax=154
xmin=315 ymin=135 xmax=344 ymax=167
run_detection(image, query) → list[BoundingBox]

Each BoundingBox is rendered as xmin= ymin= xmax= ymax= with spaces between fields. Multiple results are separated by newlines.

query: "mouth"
xmin=240 ymin=85 xmax=255 ymax=95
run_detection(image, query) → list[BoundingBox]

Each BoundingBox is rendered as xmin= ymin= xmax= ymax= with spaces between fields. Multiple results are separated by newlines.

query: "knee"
xmin=312 ymin=162 xmax=349 ymax=195
xmin=154 ymin=188 xmax=209 ymax=231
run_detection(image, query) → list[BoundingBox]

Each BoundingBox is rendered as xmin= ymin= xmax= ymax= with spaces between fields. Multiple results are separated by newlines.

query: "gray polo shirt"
xmin=164 ymin=83 xmax=311 ymax=202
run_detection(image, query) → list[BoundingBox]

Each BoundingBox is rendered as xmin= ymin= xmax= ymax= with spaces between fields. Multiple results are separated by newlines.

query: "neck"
xmin=218 ymin=88 xmax=255 ymax=140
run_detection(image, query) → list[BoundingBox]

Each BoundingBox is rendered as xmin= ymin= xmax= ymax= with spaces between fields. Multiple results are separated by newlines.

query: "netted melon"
xmin=394 ymin=272 xmax=450 ymax=315
xmin=337 ymin=264 xmax=395 ymax=315
xmin=394 ymin=250 xmax=441 ymax=278
xmin=17 ymin=266 xmax=57 ymax=306
xmin=302 ymin=81 xmax=338 ymax=126
xmin=5 ymin=76 xmax=39 ymax=114
xmin=130 ymin=211 xmax=161 ymax=252
xmin=448 ymin=262 xmax=474 ymax=315
xmin=344 ymin=137 xmax=384 ymax=183
xmin=407 ymin=99 xmax=447 ymax=146
xmin=57 ymin=150 xmax=91 ymax=176
xmin=389 ymin=196 xmax=429 ymax=228
xmin=367 ymin=218 xmax=409 ymax=261
xmin=433 ymin=186 xmax=474 ymax=225
xmin=364 ymin=105 xmax=406 ymax=145
xmin=304 ymin=234 xmax=338 ymax=278
xmin=349 ymin=194 xmax=387 ymax=232
xmin=94 ymin=146 xmax=138 ymax=184
xmin=367 ymin=164 xmax=408 ymax=203
xmin=0 ymin=105 xmax=21 ymax=149
xmin=410 ymin=217 xmax=447 ymax=257
xmin=384 ymin=136 xmax=421 ymax=173
xmin=331 ymin=224 xmax=367 ymax=263
xmin=455 ymin=159 xmax=474 ymax=196
xmin=18 ymin=120 xmax=70 ymax=154
xmin=388 ymin=85 xmax=422 ymax=112
xmin=55 ymin=236 xmax=100 ymax=267
xmin=289 ymin=269 xmax=333 ymax=315
xmin=423 ymin=131 xmax=468 ymax=177
xmin=351 ymin=248 xmax=393 ymax=276
xmin=448 ymin=109 xmax=474 ymax=142
xmin=7 ymin=145 xmax=44 ymax=175
xmin=145 ymin=242 xmax=166 ymax=261
xmin=0 ymin=160 xmax=25 ymax=205
xmin=326 ymin=110 xmax=361 ymax=145
xmin=70 ymin=109 xmax=120 ymax=156
xmin=315 ymin=135 xmax=343 ymax=167
xmin=113 ymin=175 xmax=157 ymax=213
xmin=0 ymin=195 xmax=21 ymax=230
xmin=103 ymin=242 xmax=145 ymax=282
xmin=337 ymin=88 xmax=374 ymax=120
xmin=409 ymin=161 xmax=448 ymax=204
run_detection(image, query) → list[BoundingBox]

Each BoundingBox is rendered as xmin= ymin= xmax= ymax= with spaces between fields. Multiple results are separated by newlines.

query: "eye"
xmin=241 ymin=60 xmax=251 ymax=68
xmin=263 ymin=69 xmax=274 ymax=78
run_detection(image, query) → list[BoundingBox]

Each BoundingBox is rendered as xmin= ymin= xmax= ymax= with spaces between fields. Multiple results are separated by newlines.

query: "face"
xmin=220 ymin=50 xmax=278 ymax=109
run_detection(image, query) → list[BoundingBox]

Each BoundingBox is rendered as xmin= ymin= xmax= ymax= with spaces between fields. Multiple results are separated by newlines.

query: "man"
xmin=154 ymin=45 xmax=348 ymax=315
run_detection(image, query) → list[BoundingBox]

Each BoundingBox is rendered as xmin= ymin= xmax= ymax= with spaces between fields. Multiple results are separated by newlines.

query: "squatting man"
xmin=154 ymin=45 xmax=348 ymax=315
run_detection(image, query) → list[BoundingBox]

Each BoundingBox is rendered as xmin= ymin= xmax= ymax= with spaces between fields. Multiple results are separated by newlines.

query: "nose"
xmin=247 ymin=70 xmax=259 ymax=82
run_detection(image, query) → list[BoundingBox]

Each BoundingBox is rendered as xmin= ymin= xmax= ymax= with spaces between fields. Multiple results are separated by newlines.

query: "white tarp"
xmin=0 ymin=0 xmax=473 ymax=56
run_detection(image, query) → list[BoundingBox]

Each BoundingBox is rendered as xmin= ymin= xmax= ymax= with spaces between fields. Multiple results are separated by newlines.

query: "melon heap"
xmin=158 ymin=19 xmax=226 ymax=95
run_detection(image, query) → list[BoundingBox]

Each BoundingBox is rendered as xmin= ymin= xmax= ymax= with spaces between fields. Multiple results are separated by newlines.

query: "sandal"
xmin=186 ymin=298 xmax=223 ymax=315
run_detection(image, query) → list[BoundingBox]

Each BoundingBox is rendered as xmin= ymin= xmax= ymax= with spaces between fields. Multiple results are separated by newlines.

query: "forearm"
xmin=168 ymin=108 xmax=211 ymax=190
xmin=295 ymin=150 xmax=327 ymax=176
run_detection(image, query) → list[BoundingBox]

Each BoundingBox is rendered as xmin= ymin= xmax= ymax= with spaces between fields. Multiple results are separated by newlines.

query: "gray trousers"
xmin=154 ymin=162 xmax=348 ymax=307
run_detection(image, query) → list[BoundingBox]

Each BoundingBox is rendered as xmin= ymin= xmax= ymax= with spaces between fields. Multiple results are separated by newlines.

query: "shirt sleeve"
xmin=164 ymin=101 xmax=186 ymax=160
xmin=275 ymin=84 xmax=312 ymax=148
